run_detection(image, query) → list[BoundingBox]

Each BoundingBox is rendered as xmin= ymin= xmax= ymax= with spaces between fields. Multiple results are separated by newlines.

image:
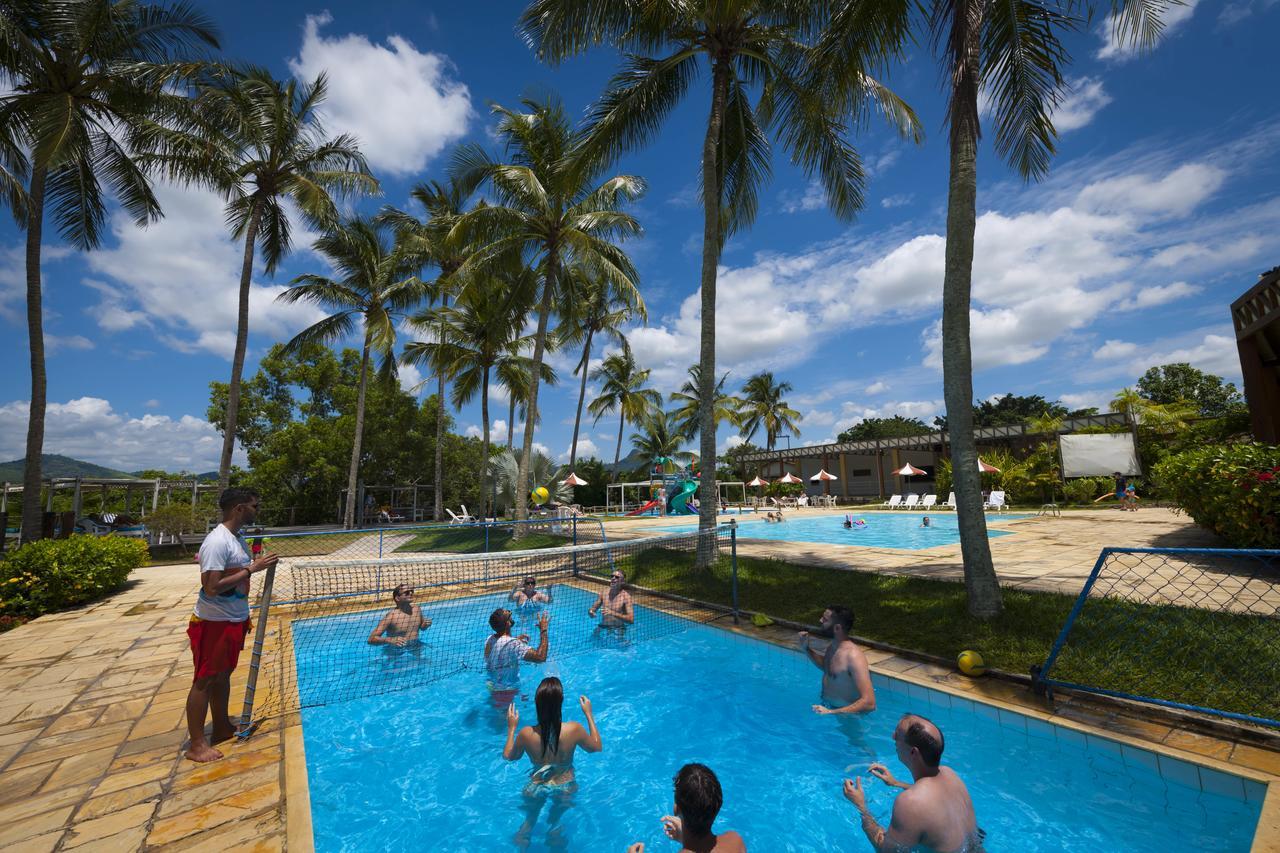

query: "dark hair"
xmin=611 ymin=569 xmax=626 ymax=581
xmin=218 ymin=487 xmax=259 ymax=512
xmin=392 ymin=584 xmax=411 ymax=600
xmin=674 ymin=763 xmax=723 ymax=837
xmin=903 ymin=716 xmax=945 ymax=767
xmin=524 ymin=576 xmax=537 ymax=586
xmin=488 ymin=607 xmax=511 ymax=633
xmin=534 ymin=677 xmax=563 ymax=759
xmin=826 ymin=605 xmax=855 ymax=634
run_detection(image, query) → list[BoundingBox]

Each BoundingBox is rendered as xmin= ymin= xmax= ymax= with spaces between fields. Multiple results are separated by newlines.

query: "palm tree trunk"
xmin=434 ymin=293 xmax=450 ymax=522
xmin=19 ymin=165 xmax=48 ymax=544
xmin=507 ymin=394 xmax=516 ymax=451
xmin=481 ymin=366 xmax=491 ymax=520
xmin=515 ymin=252 xmax=558 ymax=532
xmin=613 ymin=411 xmax=625 ymax=483
xmin=569 ymin=326 xmax=594 ymax=471
xmin=218 ymin=199 xmax=264 ymax=491
xmin=344 ymin=336 xmax=372 ymax=529
xmin=696 ymin=60 xmax=730 ymax=567
xmin=942 ymin=22 xmax=1002 ymax=618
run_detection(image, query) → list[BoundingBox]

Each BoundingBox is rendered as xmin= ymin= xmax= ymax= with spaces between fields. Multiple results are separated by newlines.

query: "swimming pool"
xmin=651 ymin=512 xmax=1028 ymax=549
xmin=297 ymin=586 xmax=1264 ymax=851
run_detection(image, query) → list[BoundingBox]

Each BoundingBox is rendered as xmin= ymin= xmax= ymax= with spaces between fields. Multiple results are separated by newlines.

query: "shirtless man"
xmin=798 ymin=605 xmax=875 ymax=715
xmin=627 ymin=763 xmax=746 ymax=853
xmin=843 ymin=714 xmax=983 ymax=852
xmin=367 ymin=584 xmax=432 ymax=647
xmin=588 ymin=570 xmax=634 ymax=627
xmin=510 ymin=576 xmax=554 ymax=608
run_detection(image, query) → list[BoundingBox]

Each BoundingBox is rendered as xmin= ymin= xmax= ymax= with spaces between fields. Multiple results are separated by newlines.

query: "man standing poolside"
xmin=798 ymin=605 xmax=875 ymax=714
xmin=185 ymin=488 xmax=277 ymax=763
xmin=484 ymin=608 xmax=549 ymax=706
xmin=368 ymin=584 xmax=432 ymax=646
xmin=588 ymin=569 xmax=634 ymax=627
xmin=843 ymin=714 xmax=983 ymax=852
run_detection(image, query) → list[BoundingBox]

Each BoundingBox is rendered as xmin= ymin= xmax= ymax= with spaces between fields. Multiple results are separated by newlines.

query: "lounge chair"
xmin=920 ymin=494 xmax=937 ymax=509
xmin=446 ymin=507 xmax=474 ymax=525
xmin=941 ymin=492 xmax=957 ymax=510
xmin=882 ymin=494 xmax=903 ymax=510
xmin=983 ymin=491 xmax=1006 ymax=512
xmin=797 ymin=494 xmax=809 ymax=508
xmin=902 ymin=493 xmax=920 ymax=510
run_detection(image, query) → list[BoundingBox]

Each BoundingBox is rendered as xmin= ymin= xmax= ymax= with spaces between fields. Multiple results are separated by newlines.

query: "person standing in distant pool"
xmin=920 ymin=516 xmax=931 ymax=528
xmin=510 ymin=576 xmax=554 ymax=608
xmin=589 ymin=570 xmax=634 ymax=628
xmin=368 ymin=584 xmax=432 ymax=647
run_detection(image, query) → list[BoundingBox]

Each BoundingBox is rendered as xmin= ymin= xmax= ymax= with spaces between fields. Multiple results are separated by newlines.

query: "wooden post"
xmin=151 ymin=480 xmax=160 ymax=514
xmin=839 ymin=453 xmax=849 ymax=499
xmin=46 ymin=480 xmax=55 ymax=512
xmin=72 ymin=478 xmax=83 ymax=518
xmin=875 ymin=443 xmax=885 ymax=499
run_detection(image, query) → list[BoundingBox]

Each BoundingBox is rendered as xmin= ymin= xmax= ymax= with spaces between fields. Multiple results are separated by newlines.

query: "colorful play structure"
xmin=604 ymin=457 xmax=747 ymax=517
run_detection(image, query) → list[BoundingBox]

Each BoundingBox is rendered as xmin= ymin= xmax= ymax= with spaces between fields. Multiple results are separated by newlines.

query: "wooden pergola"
xmin=1232 ymin=265 xmax=1280 ymax=443
xmin=0 ymin=476 xmax=220 ymax=518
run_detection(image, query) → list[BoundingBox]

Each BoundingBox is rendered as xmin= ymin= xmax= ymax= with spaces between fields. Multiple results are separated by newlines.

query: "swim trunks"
xmin=188 ymin=616 xmax=251 ymax=680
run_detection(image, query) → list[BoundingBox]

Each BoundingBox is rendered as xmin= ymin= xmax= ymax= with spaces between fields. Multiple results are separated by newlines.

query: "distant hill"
xmin=0 ymin=454 xmax=132 ymax=482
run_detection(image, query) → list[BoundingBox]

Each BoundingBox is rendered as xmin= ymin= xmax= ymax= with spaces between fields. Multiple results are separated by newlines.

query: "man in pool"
xmin=920 ymin=516 xmax=932 ymax=528
xmin=798 ymin=605 xmax=876 ymax=715
xmin=843 ymin=713 xmax=983 ymax=852
xmin=367 ymin=584 xmax=432 ymax=647
xmin=484 ymin=608 xmax=549 ymax=706
xmin=627 ymin=763 xmax=746 ymax=852
xmin=510 ymin=575 xmax=554 ymax=608
xmin=588 ymin=569 xmax=634 ymax=627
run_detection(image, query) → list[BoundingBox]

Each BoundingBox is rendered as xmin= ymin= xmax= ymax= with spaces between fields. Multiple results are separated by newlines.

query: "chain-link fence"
xmin=1033 ymin=547 xmax=1280 ymax=727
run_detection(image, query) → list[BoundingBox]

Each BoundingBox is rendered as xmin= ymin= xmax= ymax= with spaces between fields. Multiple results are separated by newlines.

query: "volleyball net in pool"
xmin=237 ymin=524 xmax=740 ymax=731
xmin=1033 ymin=547 xmax=1280 ymax=729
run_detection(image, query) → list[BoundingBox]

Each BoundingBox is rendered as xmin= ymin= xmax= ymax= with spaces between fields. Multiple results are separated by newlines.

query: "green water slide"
xmin=666 ymin=479 xmax=699 ymax=515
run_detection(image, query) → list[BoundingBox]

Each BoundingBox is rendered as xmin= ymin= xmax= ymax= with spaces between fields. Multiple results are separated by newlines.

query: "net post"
xmin=237 ymin=559 xmax=276 ymax=738
xmin=572 ymin=516 xmax=579 ymax=577
xmin=378 ymin=528 xmax=384 ymax=559
xmin=1037 ymin=546 xmax=1114 ymax=688
xmin=729 ymin=520 xmax=740 ymax=625
xmin=485 ymin=521 xmax=490 ymax=554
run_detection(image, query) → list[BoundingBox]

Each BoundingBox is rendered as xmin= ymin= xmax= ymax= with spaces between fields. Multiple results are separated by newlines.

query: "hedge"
xmin=1 ymin=535 xmax=149 ymax=618
xmin=1152 ymin=443 xmax=1280 ymax=547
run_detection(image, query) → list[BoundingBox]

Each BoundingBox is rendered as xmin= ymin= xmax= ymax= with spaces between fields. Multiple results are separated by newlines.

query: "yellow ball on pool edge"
xmin=957 ymin=650 xmax=986 ymax=677
xmin=531 ymin=487 xmax=550 ymax=505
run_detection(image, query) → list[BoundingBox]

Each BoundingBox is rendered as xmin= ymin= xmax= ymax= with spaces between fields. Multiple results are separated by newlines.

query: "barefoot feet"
xmin=184 ymin=742 xmax=223 ymax=762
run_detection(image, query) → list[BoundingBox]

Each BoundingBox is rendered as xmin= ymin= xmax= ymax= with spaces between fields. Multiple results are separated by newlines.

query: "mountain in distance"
xmin=0 ymin=454 xmax=132 ymax=482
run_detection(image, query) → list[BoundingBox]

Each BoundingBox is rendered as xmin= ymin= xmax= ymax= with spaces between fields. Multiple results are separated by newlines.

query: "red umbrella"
xmin=777 ymin=472 xmax=803 ymax=484
xmin=748 ymin=475 xmax=769 ymax=503
xmin=977 ymin=458 xmax=1001 ymax=473
xmin=810 ymin=468 xmax=838 ymax=496
xmin=562 ymin=472 xmax=589 ymax=486
xmin=891 ymin=462 xmax=928 ymax=495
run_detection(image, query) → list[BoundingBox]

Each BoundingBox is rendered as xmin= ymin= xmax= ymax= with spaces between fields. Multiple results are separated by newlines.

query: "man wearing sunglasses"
xmin=368 ymin=584 xmax=432 ymax=647
xmin=588 ymin=570 xmax=634 ymax=627
xmin=509 ymin=575 xmax=554 ymax=608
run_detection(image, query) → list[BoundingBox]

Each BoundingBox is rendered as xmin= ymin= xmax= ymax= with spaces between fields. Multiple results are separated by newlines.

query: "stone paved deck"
xmin=1 ymin=508 xmax=1276 ymax=851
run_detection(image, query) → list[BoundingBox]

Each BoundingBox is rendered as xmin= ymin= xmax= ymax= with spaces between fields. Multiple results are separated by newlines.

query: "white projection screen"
xmin=1060 ymin=433 xmax=1141 ymax=478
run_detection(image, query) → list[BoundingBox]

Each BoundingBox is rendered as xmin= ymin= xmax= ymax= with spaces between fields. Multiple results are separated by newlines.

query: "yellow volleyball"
xmin=957 ymin=650 xmax=986 ymax=677
xmin=531 ymin=486 xmax=550 ymax=505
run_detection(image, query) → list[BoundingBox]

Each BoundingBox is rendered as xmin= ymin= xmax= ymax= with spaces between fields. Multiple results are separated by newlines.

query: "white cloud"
xmin=880 ymin=193 xmax=914 ymax=209
xmin=46 ymin=334 xmax=95 ymax=354
xmin=1149 ymin=235 xmax=1268 ymax=272
xmin=1097 ymin=0 xmax=1202 ymax=61
xmin=465 ymin=419 xmax=508 ymax=445
xmin=1219 ymin=0 xmax=1278 ymax=26
xmin=666 ymin=182 xmax=700 ymax=208
xmin=0 ymin=243 xmax=74 ymax=323
xmin=85 ymin=182 xmax=326 ymax=358
xmin=1113 ymin=281 xmax=1200 ymax=311
xmin=1086 ymin=329 xmax=1241 ymax=382
xmin=1060 ymin=391 xmax=1113 ymax=413
xmin=560 ymin=438 xmax=599 ymax=463
xmin=779 ymin=181 xmax=826 ymax=214
xmin=288 ymin=13 xmax=472 ymax=176
xmin=0 ymin=397 xmax=242 ymax=471
xmin=1075 ymin=163 xmax=1226 ymax=219
xmin=397 ymin=363 xmax=425 ymax=396
xmin=864 ymin=381 xmax=889 ymax=395
xmin=144 ymin=399 xmax=161 ymax=409
xmin=1052 ymin=77 xmax=1112 ymax=132
xmin=532 ymin=441 xmax=551 ymax=458
xmin=1093 ymin=339 xmax=1140 ymax=360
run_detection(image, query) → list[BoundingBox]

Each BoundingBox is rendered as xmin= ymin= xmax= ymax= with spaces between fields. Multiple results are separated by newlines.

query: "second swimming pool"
xmin=651 ymin=511 xmax=1029 ymax=549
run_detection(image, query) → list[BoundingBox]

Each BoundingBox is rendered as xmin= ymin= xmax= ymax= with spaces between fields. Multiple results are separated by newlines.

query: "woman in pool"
xmin=503 ymin=676 xmax=602 ymax=795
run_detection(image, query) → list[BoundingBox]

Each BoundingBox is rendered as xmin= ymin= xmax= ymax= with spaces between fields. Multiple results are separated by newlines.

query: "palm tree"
xmin=670 ymin=364 xmax=743 ymax=440
xmin=450 ymin=97 xmax=644 ymax=529
xmin=519 ymin=1 xmax=920 ymax=560
xmin=276 ymin=219 xmax=423 ymax=529
xmin=817 ymin=0 xmax=1168 ymax=617
xmin=739 ymin=372 xmax=802 ymax=452
xmin=0 ymin=0 xmax=219 ymax=542
xmin=588 ymin=344 xmax=662 ymax=480
xmin=403 ymin=271 xmax=549 ymax=520
xmin=630 ymin=409 xmax=695 ymax=470
xmin=558 ymin=263 xmax=646 ymax=472
xmin=378 ymin=175 xmax=483 ymax=524
xmin=152 ymin=67 xmax=378 ymax=489
xmin=489 ymin=448 xmax=571 ymax=514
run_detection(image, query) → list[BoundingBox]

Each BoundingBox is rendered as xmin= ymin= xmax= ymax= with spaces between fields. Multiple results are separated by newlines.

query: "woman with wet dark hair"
xmin=503 ymin=676 xmax=602 ymax=794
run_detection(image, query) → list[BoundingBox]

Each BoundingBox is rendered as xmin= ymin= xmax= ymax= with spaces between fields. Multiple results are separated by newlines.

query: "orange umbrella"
xmin=562 ymin=472 xmax=589 ymax=486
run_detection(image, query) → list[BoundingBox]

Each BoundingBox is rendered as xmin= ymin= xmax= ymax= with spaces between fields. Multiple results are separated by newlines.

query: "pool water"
xmin=652 ymin=512 xmax=1028 ymax=549
xmin=298 ymin=586 xmax=1263 ymax=852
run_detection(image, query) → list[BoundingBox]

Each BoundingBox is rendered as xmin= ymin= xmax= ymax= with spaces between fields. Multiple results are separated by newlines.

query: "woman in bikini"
xmin=503 ymin=677 xmax=603 ymax=795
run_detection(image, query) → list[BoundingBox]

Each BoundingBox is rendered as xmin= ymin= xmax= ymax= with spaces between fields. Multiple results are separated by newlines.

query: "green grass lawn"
xmin=613 ymin=547 xmax=1279 ymax=722
xmin=395 ymin=526 xmax=571 ymax=554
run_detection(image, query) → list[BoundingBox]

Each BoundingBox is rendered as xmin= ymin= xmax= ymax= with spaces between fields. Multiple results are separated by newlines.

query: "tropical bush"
xmin=1062 ymin=476 xmax=1113 ymax=505
xmin=765 ymin=482 xmax=804 ymax=498
xmin=147 ymin=504 xmax=202 ymax=552
xmin=1 ymin=535 xmax=149 ymax=617
xmin=1152 ymin=444 xmax=1280 ymax=547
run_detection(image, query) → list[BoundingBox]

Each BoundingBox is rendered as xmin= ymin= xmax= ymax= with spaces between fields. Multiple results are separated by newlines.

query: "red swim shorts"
xmin=188 ymin=617 xmax=251 ymax=680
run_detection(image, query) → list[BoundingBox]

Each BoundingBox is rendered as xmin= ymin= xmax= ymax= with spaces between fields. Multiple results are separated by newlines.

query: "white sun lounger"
xmin=882 ymin=494 xmax=903 ymax=509
xmin=942 ymin=492 xmax=957 ymax=510
xmin=902 ymin=494 xmax=920 ymax=510
xmin=446 ymin=507 xmax=474 ymax=525
xmin=983 ymin=491 xmax=1006 ymax=512
xmin=920 ymin=494 xmax=937 ymax=509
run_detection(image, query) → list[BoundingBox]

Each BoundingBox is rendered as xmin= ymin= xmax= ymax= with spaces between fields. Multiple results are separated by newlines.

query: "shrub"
xmin=765 ymin=482 xmax=804 ymax=498
xmin=147 ymin=504 xmax=202 ymax=552
xmin=1152 ymin=443 xmax=1280 ymax=547
xmin=0 ymin=535 xmax=149 ymax=617
xmin=1063 ymin=476 xmax=1113 ymax=505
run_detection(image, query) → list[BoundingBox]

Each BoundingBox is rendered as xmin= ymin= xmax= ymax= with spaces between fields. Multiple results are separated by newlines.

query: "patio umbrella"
xmin=777 ymin=472 xmax=803 ymax=484
xmin=562 ymin=472 xmax=589 ymax=486
xmin=747 ymin=475 xmax=769 ymax=502
xmin=891 ymin=462 xmax=927 ymax=495
xmin=977 ymin=458 xmax=1001 ymax=473
xmin=810 ymin=468 xmax=838 ymax=496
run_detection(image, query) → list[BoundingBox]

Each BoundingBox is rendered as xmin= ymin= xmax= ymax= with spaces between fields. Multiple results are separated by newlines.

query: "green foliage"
xmin=567 ymin=458 xmax=609 ymax=507
xmin=1137 ymin=363 xmax=1244 ymax=418
xmin=837 ymin=416 xmax=931 ymax=443
xmin=738 ymin=372 xmax=802 ymax=451
xmin=1062 ymin=476 xmax=1113 ymax=504
xmin=934 ymin=394 xmax=1068 ymax=430
xmin=765 ymin=482 xmax=804 ymax=498
xmin=1152 ymin=444 xmax=1280 ymax=547
xmin=147 ymin=505 xmax=201 ymax=552
xmin=1 ymin=536 xmax=148 ymax=617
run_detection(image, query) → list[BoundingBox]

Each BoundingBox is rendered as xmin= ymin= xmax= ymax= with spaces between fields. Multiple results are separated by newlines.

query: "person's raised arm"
xmin=523 ymin=612 xmax=549 ymax=663
xmin=367 ymin=612 xmax=393 ymax=646
xmin=797 ymin=631 xmax=825 ymax=670
xmin=418 ymin=607 xmax=432 ymax=630
xmin=578 ymin=695 xmax=602 ymax=752
xmin=502 ymin=703 xmax=524 ymax=761
xmin=539 ymin=588 xmax=553 ymax=604
xmin=614 ymin=593 xmax=635 ymax=625
xmin=509 ymin=583 xmax=522 ymax=602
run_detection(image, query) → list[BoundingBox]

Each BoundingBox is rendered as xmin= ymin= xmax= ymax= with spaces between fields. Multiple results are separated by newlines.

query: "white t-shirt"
xmin=486 ymin=634 xmax=530 ymax=690
xmin=195 ymin=523 xmax=252 ymax=622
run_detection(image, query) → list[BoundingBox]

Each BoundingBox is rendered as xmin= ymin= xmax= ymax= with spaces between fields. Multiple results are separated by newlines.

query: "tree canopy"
xmin=1137 ymin=363 xmax=1244 ymax=418
xmin=837 ymin=416 xmax=932 ymax=443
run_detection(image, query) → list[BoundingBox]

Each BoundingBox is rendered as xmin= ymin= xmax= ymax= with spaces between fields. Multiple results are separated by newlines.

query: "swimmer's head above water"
xmin=489 ymin=607 xmax=515 ymax=635
xmin=392 ymin=583 xmax=413 ymax=602
xmin=894 ymin=713 xmax=945 ymax=771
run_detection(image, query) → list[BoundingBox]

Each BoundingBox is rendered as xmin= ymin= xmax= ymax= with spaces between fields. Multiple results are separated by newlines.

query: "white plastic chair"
xmin=983 ymin=491 xmax=1006 ymax=512
xmin=942 ymin=492 xmax=957 ymax=510
xmin=920 ymin=494 xmax=937 ymax=509
xmin=882 ymin=494 xmax=903 ymax=509
xmin=446 ymin=508 xmax=474 ymax=525
xmin=902 ymin=494 xmax=920 ymax=510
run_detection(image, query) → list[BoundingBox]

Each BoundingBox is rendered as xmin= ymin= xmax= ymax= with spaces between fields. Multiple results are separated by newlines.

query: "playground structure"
xmin=605 ymin=459 xmax=746 ymax=516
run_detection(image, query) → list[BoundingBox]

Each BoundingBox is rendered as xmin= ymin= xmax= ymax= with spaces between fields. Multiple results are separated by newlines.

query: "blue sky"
xmin=1 ymin=0 xmax=1277 ymax=473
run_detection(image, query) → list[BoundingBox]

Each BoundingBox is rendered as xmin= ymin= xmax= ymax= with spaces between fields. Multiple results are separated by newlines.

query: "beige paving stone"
xmin=161 ymin=761 xmax=279 ymax=816
xmin=98 ymin=697 xmax=150 ymax=725
xmin=172 ymin=743 xmax=282 ymax=791
xmin=93 ymin=757 xmax=178 ymax=796
xmin=9 ymin=722 xmax=133 ymax=769
xmin=109 ymin=743 xmax=181 ymax=773
xmin=1162 ymin=728 xmax=1236 ymax=761
xmin=147 ymin=780 xmax=280 ymax=847
xmin=128 ymin=710 xmax=186 ymax=741
xmin=0 ymin=760 xmax=58 ymax=804
xmin=75 ymin=780 xmax=164 ymax=821
xmin=40 ymin=745 xmax=122 ymax=792
xmin=0 ymin=804 xmax=75 ymax=847
xmin=1231 ymin=743 xmax=1280 ymax=777
xmin=43 ymin=707 xmax=106 ymax=736
xmin=149 ymin=808 xmax=281 ymax=853
xmin=62 ymin=821 xmax=150 ymax=851
xmin=0 ymin=784 xmax=87 ymax=826
xmin=4 ymin=830 xmax=65 ymax=853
